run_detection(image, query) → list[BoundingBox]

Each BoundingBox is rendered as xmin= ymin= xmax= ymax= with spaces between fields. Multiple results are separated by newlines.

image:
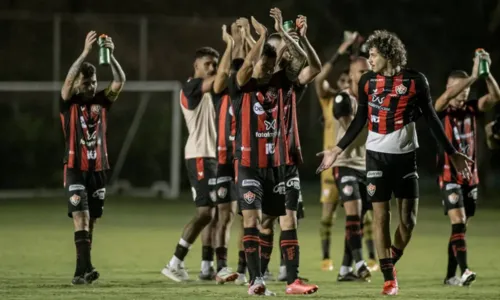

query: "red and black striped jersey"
xmin=338 ymin=69 xmax=457 ymax=155
xmin=214 ymin=90 xmax=236 ymax=165
xmin=60 ymin=90 xmax=113 ymax=171
xmin=283 ymin=84 xmax=306 ymax=165
xmin=228 ymin=71 xmax=290 ymax=168
xmin=437 ymin=101 xmax=479 ymax=186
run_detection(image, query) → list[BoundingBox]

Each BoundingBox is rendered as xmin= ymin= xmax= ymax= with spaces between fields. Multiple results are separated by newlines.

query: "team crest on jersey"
xmin=395 ymin=84 xmax=407 ymax=95
xmin=69 ymin=194 xmax=81 ymax=206
xmin=343 ymin=185 xmax=353 ymax=197
xmin=217 ymin=187 xmax=227 ymax=199
xmin=448 ymin=192 xmax=459 ymax=204
xmin=243 ymin=191 xmax=256 ymax=204
xmin=367 ymin=184 xmax=376 ymax=196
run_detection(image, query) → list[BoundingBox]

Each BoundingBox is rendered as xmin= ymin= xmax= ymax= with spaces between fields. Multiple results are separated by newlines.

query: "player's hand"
xmin=449 ymin=152 xmax=474 ymax=180
xmin=230 ymin=22 xmax=242 ymax=43
xmin=296 ymin=15 xmax=307 ymax=37
xmin=270 ymin=7 xmax=284 ymax=33
xmin=222 ymin=25 xmax=234 ymax=45
xmin=338 ymin=31 xmax=358 ymax=54
xmin=471 ymin=55 xmax=480 ymax=79
xmin=236 ymin=17 xmax=250 ymax=37
xmin=101 ymin=36 xmax=115 ymax=54
xmin=83 ymin=31 xmax=97 ymax=55
xmin=316 ymin=146 xmax=342 ymax=174
xmin=251 ymin=16 xmax=267 ymax=36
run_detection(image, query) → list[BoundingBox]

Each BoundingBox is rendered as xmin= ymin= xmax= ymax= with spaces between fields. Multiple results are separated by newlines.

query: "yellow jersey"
xmin=319 ymin=96 xmax=337 ymax=150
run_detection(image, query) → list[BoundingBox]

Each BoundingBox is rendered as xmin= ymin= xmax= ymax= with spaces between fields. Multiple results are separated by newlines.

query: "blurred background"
xmin=1 ymin=0 xmax=499 ymax=201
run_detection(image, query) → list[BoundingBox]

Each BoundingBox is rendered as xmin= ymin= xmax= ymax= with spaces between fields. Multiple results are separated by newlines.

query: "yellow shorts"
xmin=320 ymin=170 xmax=339 ymax=204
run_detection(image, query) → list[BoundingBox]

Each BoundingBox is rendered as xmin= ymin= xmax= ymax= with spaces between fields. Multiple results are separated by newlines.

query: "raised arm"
xmin=101 ymin=36 xmax=126 ymax=101
xmin=435 ymin=56 xmax=478 ymax=112
xmin=61 ymin=31 xmax=96 ymax=101
xmin=295 ymin=15 xmax=322 ymax=85
xmin=236 ymin=18 xmax=256 ymax=51
xmin=236 ymin=17 xmax=267 ymax=87
xmin=478 ymin=52 xmax=500 ymax=112
xmin=213 ymin=25 xmax=234 ymax=94
xmin=314 ymin=32 xmax=358 ymax=99
xmin=270 ymin=7 xmax=307 ymax=81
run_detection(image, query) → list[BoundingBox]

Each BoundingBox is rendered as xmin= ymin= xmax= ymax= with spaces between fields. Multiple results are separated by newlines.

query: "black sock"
xmin=320 ymin=220 xmax=332 ymax=259
xmin=259 ymin=232 xmax=274 ymax=275
xmin=237 ymin=250 xmax=247 ymax=274
xmin=281 ymin=229 xmax=299 ymax=285
xmin=88 ymin=232 xmax=94 ymax=271
xmin=446 ymin=240 xmax=458 ymax=279
xmin=202 ymin=246 xmax=214 ymax=266
xmin=366 ymin=239 xmax=376 ymax=260
xmin=341 ymin=237 xmax=353 ymax=267
xmin=451 ymin=223 xmax=468 ymax=274
xmin=174 ymin=244 xmax=189 ymax=261
xmin=346 ymin=215 xmax=363 ymax=263
xmin=215 ymin=247 xmax=228 ymax=272
xmin=379 ymin=258 xmax=394 ymax=281
xmin=243 ymin=227 xmax=261 ymax=282
xmin=74 ymin=230 xmax=91 ymax=276
xmin=391 ymin=245 xmax=404 ymax=265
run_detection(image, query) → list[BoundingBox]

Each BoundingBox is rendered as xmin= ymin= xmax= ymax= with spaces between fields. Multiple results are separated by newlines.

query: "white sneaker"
xmin=460 ymin=269 xmax=476 ymax=286
xmin=248 ymin=277 xmax=266 ymax=295
xmin=235 ymin=273 xmax=248 ymax=286
xmin=277 ymin=265 xmax=287 ymax=282
xmin=161 ymin=263 xmax=189 ymax=282
xmin=444 ymin=276 xmax=462 ymax=286
xmin=264 ymin=288 xmax=277 ymax=296
xmin=215 ymin=267 xmax=239 ymax=284
xmin=263 ymin=270 xmax=274 ymax=281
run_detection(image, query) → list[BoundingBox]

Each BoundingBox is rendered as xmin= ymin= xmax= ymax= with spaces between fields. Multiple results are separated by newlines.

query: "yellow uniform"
xmin=319 ymin=96 xmax=339 ymax=204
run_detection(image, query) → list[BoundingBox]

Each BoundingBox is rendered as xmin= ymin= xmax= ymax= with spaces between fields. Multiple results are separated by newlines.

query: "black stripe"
xmin=386 ymin=77 xmax=399 ymax=133
xmin=368 ymin=77 xmax=379 ymax=133
xmin=249 ymin=96 xmax=260 ymax=168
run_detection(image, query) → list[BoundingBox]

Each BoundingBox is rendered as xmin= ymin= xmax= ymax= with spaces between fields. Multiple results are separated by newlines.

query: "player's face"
xmin=194 ymin=55 xmax=218 ymax=78
xmin=349 ymin=59 xmax=371 ymax=87
xmin=254 ymin=55 xmax=276 ymax=80
xmin=77 ymin=74 xmax=97 ymax=98
xmin=447 ymin=77 xmax=470 ymax=108
xmin=336 ymin=73 xmax=350 ymax=90
xmin=369 ymin=47 xmax=388 ymax=73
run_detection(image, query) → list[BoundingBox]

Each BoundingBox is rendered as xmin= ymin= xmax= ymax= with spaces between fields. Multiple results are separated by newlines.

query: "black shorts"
xmin=441 ymin=182 xmax=477 ymax=217
xmin=366 ymin=150 xmax=419 ymax=202
xmin=333 ymin=166 xmax=372 ymax=211
xmin=216 ymin=163 xmax=237 ymax=204
xmin=285 ymin=165 xmax=301 ymax=212
xmin=186 ymin=157 xmax=217 ymax=207
xmin=237 ymin=165 xmax=286 ymax=217
xmin=64 ymin=166 xmax=107 ymax=218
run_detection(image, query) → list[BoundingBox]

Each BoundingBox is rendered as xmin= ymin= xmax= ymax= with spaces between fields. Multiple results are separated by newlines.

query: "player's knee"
xmin=242 ymin=210 xmax=261 ymax=228
xmin=72 ymin=211 xmax=90 ymax=231
xmin=401 ymin=214 xmax=417 ymax=232
xmin=218 ymin=207 xmax=235 ymax=227
xmin=196 ymin=207 xmax=215 ymax=225
xmin=279 ymin=211 xmax=297 ymax=231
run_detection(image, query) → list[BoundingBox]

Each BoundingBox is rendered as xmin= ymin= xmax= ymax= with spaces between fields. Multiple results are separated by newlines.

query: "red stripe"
xmin=443 ymin=117 xmax=452 ymax=182
xmin=273 ymin=90 xmax=282 ymax=166
xmin=334 ymin=167 xmax=339 ymax=179
xmin=377 ymin=75 xmax=392 ymax=133
xmin=196 ymin=157 xmax=204 ymax=180
xmin=68 ymin=106 xmax=77 ymax=168
xmin=234 ymin=159 xmax=239 ymax=183
xmin=292 ymin=90 xmax=301 ymax=164
xmin=241 ymin=94 xmax=251 ymax=167
xmin=63 ymin=165 xmax=67 ymax=187
xmin=394 ymin=74 xmax=411 ymax=131
xmin=218 ymin=96 xmax=228 ymax=164
xmin=95 ymin=117 xmax=103 ymax=171
xmin=102 ymin=109 xmax=109 ymax=169
xmin=180 ymin=91 xmax=189 ymax=109
xmin=257 ymin=93 xmax=267 ymax=168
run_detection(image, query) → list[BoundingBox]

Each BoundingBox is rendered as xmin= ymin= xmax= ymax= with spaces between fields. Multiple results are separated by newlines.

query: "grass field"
xmin=1 ymin=190 xmax=499 ymax=300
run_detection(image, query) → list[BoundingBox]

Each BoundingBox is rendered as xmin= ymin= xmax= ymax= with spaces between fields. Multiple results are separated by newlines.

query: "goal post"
xmin=0 ymin=80 xmax=183 ymax=199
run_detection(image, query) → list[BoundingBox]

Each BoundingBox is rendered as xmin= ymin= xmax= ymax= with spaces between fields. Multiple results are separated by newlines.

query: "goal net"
xmin=0 ymin=81 xmax=182 ymax=199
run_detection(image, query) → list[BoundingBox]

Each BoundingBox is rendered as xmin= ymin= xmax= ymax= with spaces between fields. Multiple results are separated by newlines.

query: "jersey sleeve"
xmin=294 ymin=84 xmax=308 ymax=104
xmin=336 ymin=74 xmax=369 ymax=150
xmin=415 ymin=72 xmax=457 ymax=155
xmin=94 ymin=90 xmax=114 ymax=110
xmin=333 ymin=92 xmax=353 ymax=119
xmin=181 ymin=78 xmax=204 ymax=110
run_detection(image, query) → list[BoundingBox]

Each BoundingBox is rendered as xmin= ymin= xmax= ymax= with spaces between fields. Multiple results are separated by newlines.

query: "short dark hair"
xmin=267 ymin=33 xmax=282 ymax=42
xmin=80 ymin=62 xmax=96 ymax=78
xmin=448 ymin=70 xmax=469 ymax=79
xmin=366 ymin=30 xmax=407 ymax=67
xmin=262 ymin=43 xmax=277 ymax=59
xmin=340 ymin=68 xmax=350 ymax=76
xmin=195 ymin=47 xmax=220 ymax=60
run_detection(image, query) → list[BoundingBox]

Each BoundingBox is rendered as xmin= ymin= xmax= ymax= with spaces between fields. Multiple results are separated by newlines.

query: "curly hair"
xmin=366 ymin=30 xmax=407 ymax=67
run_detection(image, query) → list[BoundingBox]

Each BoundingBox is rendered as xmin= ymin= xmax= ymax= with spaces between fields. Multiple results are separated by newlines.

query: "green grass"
xmin=0 ymin=192 xmax=499 ymax=299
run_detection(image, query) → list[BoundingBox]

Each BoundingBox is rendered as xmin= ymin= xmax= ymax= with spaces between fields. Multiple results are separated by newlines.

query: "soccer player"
xmin=314 ymin=32 xmax=380 ymax=272
xmin=162 ymin=45 xmax=220 ymax=282
xmin=316 ymin=30 xmax=473 ymax=295
xmin=330 ymin=57 xmax=373 ymax=282
xmin=60 ymin=31 xmax=126 ymax=284
xmin=211 ymin=23 xmax=246 ymax=284
xmin=435 ymin=51 xmax=500 ymax=286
